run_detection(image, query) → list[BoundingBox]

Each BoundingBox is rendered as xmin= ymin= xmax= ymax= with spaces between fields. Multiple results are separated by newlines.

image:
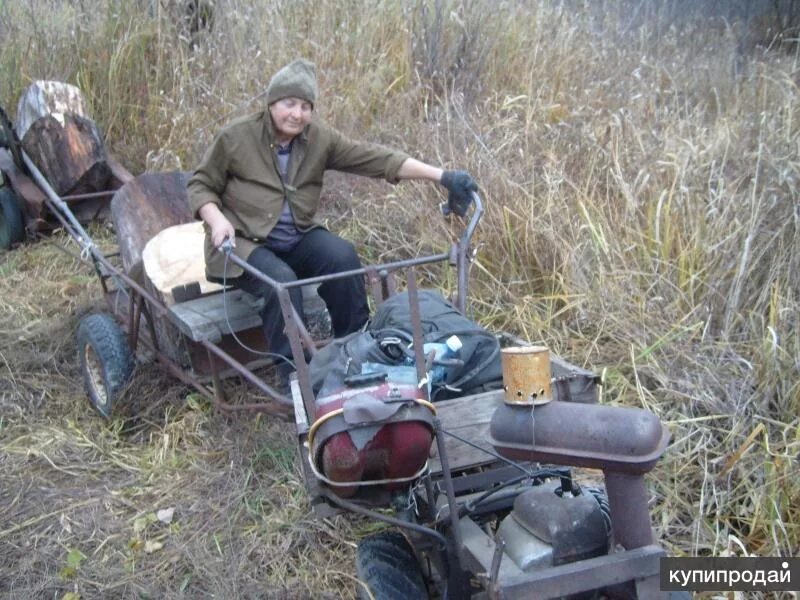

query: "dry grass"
xmin=1 ymin=1 xmax=799 ymax=598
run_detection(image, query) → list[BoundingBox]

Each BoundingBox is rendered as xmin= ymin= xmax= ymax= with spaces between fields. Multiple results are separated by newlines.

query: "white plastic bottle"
xmin=427 ymin=335 xmax=462 ymax=385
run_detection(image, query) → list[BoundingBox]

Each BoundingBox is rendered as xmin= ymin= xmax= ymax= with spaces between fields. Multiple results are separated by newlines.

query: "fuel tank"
xmin=311 ymin=368 xmax=435 ymax=498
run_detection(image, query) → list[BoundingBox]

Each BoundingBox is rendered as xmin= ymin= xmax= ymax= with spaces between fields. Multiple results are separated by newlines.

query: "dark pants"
xmin=235 ymin=228 xmax=369 ymax=358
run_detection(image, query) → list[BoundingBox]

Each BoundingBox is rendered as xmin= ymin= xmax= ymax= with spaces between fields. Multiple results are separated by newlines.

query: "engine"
xmin=497 ymin=480 xmax=610 ymax=572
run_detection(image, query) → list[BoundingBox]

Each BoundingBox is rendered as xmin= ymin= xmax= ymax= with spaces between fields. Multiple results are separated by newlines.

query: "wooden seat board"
xmin=167 ymin=289 xmax=264 ymax=342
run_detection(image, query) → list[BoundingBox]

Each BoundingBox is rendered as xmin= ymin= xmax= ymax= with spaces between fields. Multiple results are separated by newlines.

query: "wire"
xmin=431 ymin=426 xmax=575 ymax=521
xmin=458 ymin=467 xmax=572 ymax=519
xmin=438 ymin=427 xmax=537 ymax=478
xmin=220 ymin=247 xmax=295 ymax=368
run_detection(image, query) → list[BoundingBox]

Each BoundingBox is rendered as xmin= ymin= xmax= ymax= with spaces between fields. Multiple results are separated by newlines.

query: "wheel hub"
xmin=84 ymin=344 xmax=109 ymax=411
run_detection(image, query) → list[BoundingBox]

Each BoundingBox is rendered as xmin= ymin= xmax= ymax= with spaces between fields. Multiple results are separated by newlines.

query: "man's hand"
xmin=440 ymin=170 xmax=478 ymax=217
xmin=199 ymin=203 xmax=236 ymax=248
xmin=210 ymin=218 xmax=236 ymax=249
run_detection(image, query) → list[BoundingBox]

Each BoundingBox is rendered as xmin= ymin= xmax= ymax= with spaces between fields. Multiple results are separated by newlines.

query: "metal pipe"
xmin=225 ymin=250 xmax=450 ymax=290
xmin=288 ymin=301 xmax=317 ymax=356
xmin=275 ymin=287 xmax=318 ymax=419
xmin=406 ymin=268 xmax=429 ymax=400
xmin=603 ymin=471 xmax=654 ymax=550
xmin=128 ymin=294 xmax=140 ymax=353
xmin=93 ymin=255 xmax=168 ymax=317
xmin=456 ymin=191 xmax=484 ymax=314
xmin=22 ymin=151 xmax=96 ymax=255
xmin=60 ymin=190 xmax=116 ymax=201
xmin=433 ymin=417 xmax=467 ymax=566
xmin=422 ymin=469 xmax=437 ymax=521
xmin=200 ymin=339 xmax=293 ymax=407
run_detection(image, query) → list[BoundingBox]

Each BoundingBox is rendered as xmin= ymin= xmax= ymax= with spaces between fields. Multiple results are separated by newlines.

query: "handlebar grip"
xmin=220 ymin=237 xmax=235 ymax=253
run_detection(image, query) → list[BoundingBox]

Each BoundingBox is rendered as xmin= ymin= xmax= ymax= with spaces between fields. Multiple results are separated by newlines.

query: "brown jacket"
xmin=188 ymin=111 xmax=410 ymax=278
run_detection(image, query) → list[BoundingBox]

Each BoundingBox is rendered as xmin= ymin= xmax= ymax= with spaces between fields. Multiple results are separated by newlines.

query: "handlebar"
xmin=461 ymin=191 xmax=483 ymax=253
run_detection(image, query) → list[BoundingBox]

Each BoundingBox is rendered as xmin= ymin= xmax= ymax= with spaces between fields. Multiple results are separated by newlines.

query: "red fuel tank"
xmin=310 ymin=375 xmax=435 ymax=498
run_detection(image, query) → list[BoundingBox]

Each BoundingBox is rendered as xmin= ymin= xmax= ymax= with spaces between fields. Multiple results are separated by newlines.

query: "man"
xmin=188 ymin=58 xmax=476 ymax=390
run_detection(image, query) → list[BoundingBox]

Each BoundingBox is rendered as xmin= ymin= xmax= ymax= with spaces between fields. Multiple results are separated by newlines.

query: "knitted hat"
xmin=266 ymin=59 xmax=318 ymax=107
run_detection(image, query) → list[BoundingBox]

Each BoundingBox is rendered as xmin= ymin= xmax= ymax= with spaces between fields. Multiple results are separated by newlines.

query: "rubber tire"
xmin=0 ymin=186 xmax=25 ymax=250
xmin=356 ymin=530 xmax=428 ymax=600
xmin=76 ymin=313 xmax=135 ymax=418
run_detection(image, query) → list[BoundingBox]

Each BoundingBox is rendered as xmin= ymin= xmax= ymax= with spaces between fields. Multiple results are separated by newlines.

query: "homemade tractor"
xmin=1 ymin=83 xmax=681 ymax=599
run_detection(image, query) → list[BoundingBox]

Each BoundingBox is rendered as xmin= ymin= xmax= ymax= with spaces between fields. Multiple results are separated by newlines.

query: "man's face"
xmin=269 ymin=97 xmax=313 ymax=142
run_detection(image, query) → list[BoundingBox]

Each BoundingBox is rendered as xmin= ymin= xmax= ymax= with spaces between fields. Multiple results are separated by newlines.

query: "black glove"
xmin=440 ymin=170 xmax=478 ymax=217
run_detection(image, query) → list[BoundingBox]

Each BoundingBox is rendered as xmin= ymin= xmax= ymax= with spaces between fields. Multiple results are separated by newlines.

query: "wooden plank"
xmin=430 ymin=390 xmax=505 ymax=474
xmin=167 ymin=288 xmax=263 ymax=342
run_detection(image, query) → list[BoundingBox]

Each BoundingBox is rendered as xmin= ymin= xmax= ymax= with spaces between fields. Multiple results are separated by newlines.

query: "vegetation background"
xmin=1 ymin=0 xmax=798 ymax=598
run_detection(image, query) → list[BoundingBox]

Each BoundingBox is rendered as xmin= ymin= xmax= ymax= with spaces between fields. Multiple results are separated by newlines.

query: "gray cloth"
xmin=265 ymin=199 xmax=302 ymax=252
xmin=265 ymin=143 xmax=303 ymax=252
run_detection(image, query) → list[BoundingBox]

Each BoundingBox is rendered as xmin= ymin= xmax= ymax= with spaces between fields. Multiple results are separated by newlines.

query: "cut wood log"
xmin=142 ymin=221 xmax=224 ymax=306
xmin=21 ymin=114 xmax=110 ymax=197
xmin=15 ymin=80 xmax=89 ymax=139
xmin=110 ymin=171 xmax=193 ymax=275
xmin=17 ymin=81 xmax=110 ymax=197
xmin=111 ymin=171 xmax=196 ymax=367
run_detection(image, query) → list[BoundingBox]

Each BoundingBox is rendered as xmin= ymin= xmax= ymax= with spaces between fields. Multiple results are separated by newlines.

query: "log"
xmin=111 ymin=171 xmax=196 ymax=367
xmin=110 ymin=171 xmax=193 ymax=275
xmin=142 ymin=221 xmax=224 ymax=306
xmin=16 ymin=81 xmax=110 ymax=196
xmin=21 ymin=114 xmax=110 ymax=197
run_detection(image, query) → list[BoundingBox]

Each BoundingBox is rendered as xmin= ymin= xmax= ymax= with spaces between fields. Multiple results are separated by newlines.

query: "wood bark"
xmin=21 ymin=114 xmax=110 ymax=196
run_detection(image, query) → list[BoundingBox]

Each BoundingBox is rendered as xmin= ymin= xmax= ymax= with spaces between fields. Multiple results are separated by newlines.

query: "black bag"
xmin=308 ymin=290 xmax=502 ymax=400
xmin=369 ymin=290 xmax=502 ymax=399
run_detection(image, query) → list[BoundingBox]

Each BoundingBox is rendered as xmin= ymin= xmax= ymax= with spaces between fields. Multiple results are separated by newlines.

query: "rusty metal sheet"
xmin=496 ymin=544 xmax=664 ymax=599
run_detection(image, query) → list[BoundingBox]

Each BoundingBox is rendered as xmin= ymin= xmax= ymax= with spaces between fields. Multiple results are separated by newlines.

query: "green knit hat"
xmin=266 ymin=59 xmax=318 ymax=107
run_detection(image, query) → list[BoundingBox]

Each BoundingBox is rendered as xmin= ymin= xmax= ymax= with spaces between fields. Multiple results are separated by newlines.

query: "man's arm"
xmin=396 ymin=158 xmax=444 ymax=182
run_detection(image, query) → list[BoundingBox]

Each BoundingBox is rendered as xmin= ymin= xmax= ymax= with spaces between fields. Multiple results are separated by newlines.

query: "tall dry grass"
xmin=1 ymin=1 xmax=798 ymax=598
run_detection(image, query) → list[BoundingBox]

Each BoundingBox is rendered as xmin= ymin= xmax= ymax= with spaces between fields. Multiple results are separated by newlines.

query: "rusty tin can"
xmin=501 ymin=346 xmax=553 ymax=405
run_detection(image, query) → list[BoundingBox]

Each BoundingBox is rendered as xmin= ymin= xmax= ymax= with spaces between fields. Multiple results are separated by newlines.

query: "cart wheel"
xmin=356 ymin=530 xmax=428 ymax=600
xmin=0 ymin=186 xmax=25 ymax=250
xmin=76 ymin=313 xmax=135 ymax=418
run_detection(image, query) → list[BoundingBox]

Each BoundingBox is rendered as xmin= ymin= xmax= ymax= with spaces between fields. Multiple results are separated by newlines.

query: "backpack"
xmin=308 ymin=290 xmax=502 ymax=401
xmin=370 ymin=290 xmax=502 ymax=398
